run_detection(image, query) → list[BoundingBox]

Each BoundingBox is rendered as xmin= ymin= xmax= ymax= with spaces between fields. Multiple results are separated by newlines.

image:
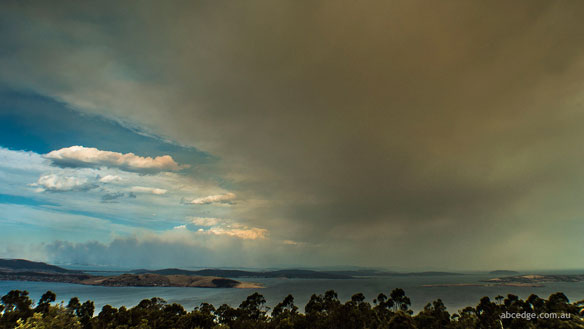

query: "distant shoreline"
xmin=423 ymin=283 xmax=543 ymax=288
xmin=0 ymin=271 xmax=260 ymax=289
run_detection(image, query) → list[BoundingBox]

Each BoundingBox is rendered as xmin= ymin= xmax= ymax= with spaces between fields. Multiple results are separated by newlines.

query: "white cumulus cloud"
xmin=33 ymin=174 xmax=97 ymax=192
xmin=186 ymin=192 xmax=236 ymax=205
xmin=184 ymin=217 xmax=266 ymax=239
xmin=44 ymin=146 xmax=184 ymax=173
xmin=99 ymin=175 xmax=122 ymax=183
xmin=189 ymin=217 xmax=221 ymax=226
xmin=208 ymin=226 xmax=267 ymax=240
xmin=130 ymin=186 xmax=168 ymax=195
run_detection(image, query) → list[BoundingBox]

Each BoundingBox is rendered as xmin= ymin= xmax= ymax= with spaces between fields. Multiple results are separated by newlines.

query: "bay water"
xmin=2 ymin=273 xmax=584 ymax=314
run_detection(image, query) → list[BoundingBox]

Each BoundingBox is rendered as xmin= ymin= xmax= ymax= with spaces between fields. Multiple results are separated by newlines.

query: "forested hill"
xmin=0 ymin=259 xmax=81 ymax=274
xmin=0 ymin=259 xmax=465 ymax=279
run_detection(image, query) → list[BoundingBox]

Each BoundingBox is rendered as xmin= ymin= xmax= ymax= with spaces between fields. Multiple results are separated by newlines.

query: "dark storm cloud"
xmin=2 ymin=0 xmax=584 ymax=269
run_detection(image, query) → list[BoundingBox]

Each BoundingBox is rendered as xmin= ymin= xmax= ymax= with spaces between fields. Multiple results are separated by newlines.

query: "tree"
xmin=238 ymin=292 xmax=267 ymax=321
xmin=390 ymin=288 xmax=411 ymax=312
xmin=1 ymin=290 xmax=32 ymax=313
xmin=452 ymin=306 xmax=478 ymax=329
xmin=303 ymin=290 xmax=342 ymax=328
xmin=4 ymin=286 xmax=584 ymax=329
xmin=547 ymin=292 xmax=570 ymax=313
xmin=67 ymin=297 xmax=81 ymax=316
xmin=414 ymin=299 xmax=451 ymax=329
xmin=137 ymin=297 xmax=166 ymax=311
xmin=0 ymin=290 xmax=34 ymax=328
xmin=215 ymin=303 xmax=237 ymax=326
xmin=271 ymin=295 xmax=300 ymax=329
xmin=475 ymin=296 xmax=501 ymax=329
xmin=179 ymin=303 xmax=216 ymax=329
xmin=35 ymin=291 xmax=56 ymax=314
xmin=272 ymin=295 xmax=298 ymax=318
xmin=159 ymin=303 xmax=186 ymax=328
xmin=526 ymin=294 xmax=545 ymax=313
xmin=96 ymin=304 xmax=117 ymax=328
xmin=78 ymin=300 xmax=94 ymax=329
xmin=373 ymin=292 xmax=394 ymax=324
xmin=388 ymin=311 xmax=417 ymax=329
xmin=15 ymin=307 xmax=81 ymax=329
xmin=339 ymin=293 xmax=373 ymax=329
xmin=323 ymin=290 xmax=341 ymax=313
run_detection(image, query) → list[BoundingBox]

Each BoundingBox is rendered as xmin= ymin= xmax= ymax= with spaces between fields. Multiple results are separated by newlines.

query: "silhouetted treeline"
xmin=1 ymin=288 xmax=583 ymax=328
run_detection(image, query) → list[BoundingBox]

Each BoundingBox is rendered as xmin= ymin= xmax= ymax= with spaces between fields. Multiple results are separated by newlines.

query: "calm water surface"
xmin=2 ymin=274 xmax=584 ymax=313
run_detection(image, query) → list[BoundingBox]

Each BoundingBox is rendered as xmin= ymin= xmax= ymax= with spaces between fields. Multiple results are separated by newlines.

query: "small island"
xmin=424 ymin=273 xmax=584 ymax=288
xmin=484 ymin=274 xmax=584 ymax=284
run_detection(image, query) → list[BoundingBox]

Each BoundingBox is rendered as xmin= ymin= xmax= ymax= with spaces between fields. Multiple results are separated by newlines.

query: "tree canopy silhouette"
xmin=1 ymin=288 xmax=583 ymax=328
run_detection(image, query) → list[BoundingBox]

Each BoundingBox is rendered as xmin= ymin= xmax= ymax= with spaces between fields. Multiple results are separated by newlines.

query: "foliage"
xmin=1 ymin=288 xmax=583 ymax=328
xmin=15 ymin=304 xmax=81 ymax=329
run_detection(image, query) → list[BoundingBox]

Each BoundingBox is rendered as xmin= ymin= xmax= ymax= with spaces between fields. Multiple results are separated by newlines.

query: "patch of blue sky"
xmin=0 ymin=87 xmax=213 ymax=166
xmin=0 ymin=203 xmax=129 ymax=243
xmin=0 ymin=201 xmax=117 ymax=230
xmin=0 ymin=193 xmax=58 ymax=207
xmin=58 ymin=207 xmax=178 ymax=231
xmin=42 ymin=206 xmax=131 ymax=226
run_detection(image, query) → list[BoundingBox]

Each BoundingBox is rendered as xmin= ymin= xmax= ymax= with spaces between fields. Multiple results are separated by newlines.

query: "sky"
xmin=1 ymin=1 xmax=584 ymax=271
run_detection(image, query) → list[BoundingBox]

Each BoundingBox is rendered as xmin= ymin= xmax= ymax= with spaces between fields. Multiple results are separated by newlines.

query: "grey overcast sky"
xmin=1 ymin=0 xmax=584 ymax=270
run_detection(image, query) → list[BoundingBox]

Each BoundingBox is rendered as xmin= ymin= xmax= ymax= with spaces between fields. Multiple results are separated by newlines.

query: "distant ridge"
xmin=0 ymin=259 xmax=81 ymax=274
xmin=400 ymin=271 xmax=465 ymax=276
xmin=132 ymin=268 xmax=353 ymax=279
xmin=0 ymin=259 xmax=255 ymax=288
xmin=324 ymin=270 xmax=464 ymax=277
xmin=489 ymin=270 xmax=519 ymax=275
xmin=131 ymin=268 xmax=464 ymax=278
xmin=0 ymin=259 xmax=464 ymax=279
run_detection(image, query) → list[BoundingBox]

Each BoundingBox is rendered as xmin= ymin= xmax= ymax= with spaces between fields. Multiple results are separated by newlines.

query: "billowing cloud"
xmin=99 ymin=175 xmax=122 ymax=183
xmin=130 ymin=186 xmax=168 ymax=195
xmin=0 ymin=147 xmax=228 ymax=233
xmin=208 ymin=226 xmax=267 ymax=240
xmin=185 ymin=217 xmax=267 ymax=240
xmin=189 ymin=217 xmax=221 ymax=226
xmin=44 ymin=146 xmax=183 ymax=173
xmin=33 ymin=174 xmax=97 ymax=192
xmin=185 ymin=193 xmax=236 ymax=205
